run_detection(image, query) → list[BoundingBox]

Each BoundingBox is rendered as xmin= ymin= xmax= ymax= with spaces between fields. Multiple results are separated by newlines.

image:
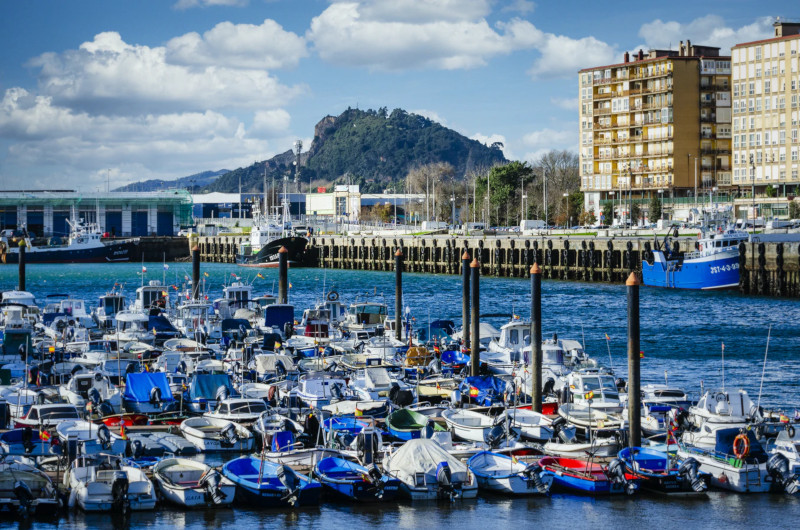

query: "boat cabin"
xmin=567 ymin=369 xmax=620 ymax=408
xmin=134 ymin=281 xmax=170 ymax=312
xmin=345 ymin=302 xmax=387 ymax=330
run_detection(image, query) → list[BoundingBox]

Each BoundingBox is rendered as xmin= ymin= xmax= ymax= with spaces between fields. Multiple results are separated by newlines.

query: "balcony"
xmin=700 ymin=114 xmax=716 ymax=123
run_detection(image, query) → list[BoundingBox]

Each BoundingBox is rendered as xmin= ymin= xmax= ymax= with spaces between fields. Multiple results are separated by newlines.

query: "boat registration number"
xmin=710 ymin=263 xmax=738 ymax=274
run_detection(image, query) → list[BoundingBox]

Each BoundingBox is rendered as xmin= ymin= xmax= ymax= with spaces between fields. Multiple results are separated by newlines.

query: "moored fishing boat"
xmin=467 ymin=451 xmax=551 ymax=495
xmin=385 ymin=408 xmax=433 ymax=441
xmin=314 ymin=456 xmax=401 ymax=502
xmin=179 ymin=417 xmax=254 ymax=452
xmin=618 ymin=446 xmax=708 ymax=495
xmin=538 ymin=456 xmax=638 ymax=495
xmin=222 ymin=456 xmax=322 ymax=507
xmin=152 ymin=458 xmax=236 ymax=508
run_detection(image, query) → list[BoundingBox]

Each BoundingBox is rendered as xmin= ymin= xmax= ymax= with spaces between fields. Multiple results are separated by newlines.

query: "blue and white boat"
xmin=222 ymin=456 xmax=322 ymax=507
xmin=123 ymin=373 xmax=176 ymax=414
xmin=314 ymin=457 xmax=401 ymax=502
xmin=617 ymin=446 xmax=707 ymax=495
xmin=642 ymin=227 xmax=749 ymax=290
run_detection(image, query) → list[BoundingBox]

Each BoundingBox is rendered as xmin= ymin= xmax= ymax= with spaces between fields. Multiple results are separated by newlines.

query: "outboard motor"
xmin=97 ymin=401 xmax=114 ymax=417
xmin=13 ymin=480 xmax=34 ymax=518
xmin=484 ymin=423 xmax=507 ymax=449
xmin=767 ymin=453 xmax=800 ymax=495
xmin=177 ymin=361 xmax=188 ymax=374
xmin=522 ymin=463 xmax=551 ymax=493
xmin=283 ymin=322 xmax=293 ymax=340
xmin=97 ymin=425 xmax=112 ymax=450
xmin=356 ymin=428 xmax=379 ymax=465
xmin=22 ymin=426 xmax=35 ymax=454
xmin=606 ymin=458 xmax=636 ymax=495
xmin=277 ymin=464 xmax=301 ymax=506
xmin=550 ymin=416 xmax=575 ymax=443
xmin=215 ymin=385 xmax=229 ymax=403
xmin=388 ymin=383 xmax=413 ymax=408
xmin=435 ymin=461 xmax=458 ymax=500
xmin=198 ymin=469 xmax=227 ymax=504
xmin=668 ymin=407 xmax=689 ymax=433
xmin=615 ymin=378 xmax=627 ymax=392
xmin=111 ymin=471 xmax=130 ymax=514
xmin=677 ymin=457 xmax=707 ymax=493
xmin=304 ymin=413 xmax=321 ymax=447
xmin=363 ymin=462 xmax=385 ymax=498
xmin=220 ymin=422 xmax=239 ymax=448
xmin=88 ymin=387 xmax=102 ymax=408
xmin=330 ymin=382 xmax=344 ymax=401
xmin=543 ymin=378 xmax=556 ymax=396
xmin=149 ymin=387 xmax=163 ymax=407
xmin=125 ymin=438 xmax=145 ymax=459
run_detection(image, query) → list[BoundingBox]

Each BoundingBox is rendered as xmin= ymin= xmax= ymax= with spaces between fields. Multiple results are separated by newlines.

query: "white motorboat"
xmin=682 ymin=389 xmax=759 ymax=449
xmin=383 ymin=438 xmax=478 ymax=501
xmin=103 ymin=310 xmax=153 ymax=346
xmin=66 ymin=455 xmax=157 ymax=512
xmin=562 ymin=368 xmax=623 ymax=413
xmin=204 ymin=398 xmax=268 ymax=424
xmin=295 ymin=374 xmax=354 ymax=408
xmin=58 ymin=372 xmax=122 ymax=414
xmin=14 ymin=403 xmax=82 ymax=430
xmin=152 ymin=458 xmax=236 ymax=508
xmin=441 ymin=408 xmax=497 ymax=443
xmin=468 ymin=450 xmax=552 ymax=495
xmin=767 ymin=426 xmax=800 ymax=494
xmin=179 ymin=417 xmax=254 ymax=452
xmin=56 ymin=420 xmax=127 ymax=455
xmin=482 ymin=318 xmax=530 ymax=373
xmin=542 ymin=436 xmax=621 ymax=459
xmin=557 ymin=403 xmax=626 ymax=432
xmin=678 ymin=427 xmax=792 ymax=493
xmin=0 ymin=461 xmax=60 ymax=517
xmin=501 ymin=408 xmax=576 ymax=442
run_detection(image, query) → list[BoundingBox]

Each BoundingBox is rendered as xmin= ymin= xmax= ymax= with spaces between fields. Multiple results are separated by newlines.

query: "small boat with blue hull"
xmin=314 ymin=457 xmax=401 ymax=502
xmin=385 ymin=409 xmax=433 ymax=441
xmin=222 ymin=456 xmax=322 ymax=507
xmin=642 ymin=227 xmax=749 ymax=290
xmin=538 ymin=456 xmax=638 ymax=495
xmin=468 ymin=451 xmax=552 ymax=495
xmin=617 ymin=446 xmax=708 ymax=495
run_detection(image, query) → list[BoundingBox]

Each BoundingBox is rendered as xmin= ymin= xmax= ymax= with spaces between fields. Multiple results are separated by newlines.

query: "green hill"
xmin=207 ymin=107 xmax=507 ymax=193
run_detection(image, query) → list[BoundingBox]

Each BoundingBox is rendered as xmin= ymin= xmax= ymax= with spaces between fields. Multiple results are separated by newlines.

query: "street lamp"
xmin=562 ymin=193 xmax=569 ymax=228
xmin=657 ymin=189 xmax=664 ymax=221
xmin=608 ymin=191 xmax=615 ymax=225
xmin=750 ymin=154 xmax=756 ymax=233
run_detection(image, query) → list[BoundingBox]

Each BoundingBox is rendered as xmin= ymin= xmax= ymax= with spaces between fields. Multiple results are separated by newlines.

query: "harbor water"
xmin=2 ymin=263 xmax=800 ymax=528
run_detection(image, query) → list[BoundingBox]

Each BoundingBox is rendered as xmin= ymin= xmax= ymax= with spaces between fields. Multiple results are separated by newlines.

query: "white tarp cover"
xmin=386 ymin=438 xmax=469 ymax=484
xmin=365 ymin=367 xmax=391 ymax=388
xmin=254 ymin=354 xmax=296 ymax=373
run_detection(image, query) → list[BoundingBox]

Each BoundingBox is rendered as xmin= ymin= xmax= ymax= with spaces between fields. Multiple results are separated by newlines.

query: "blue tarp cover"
xmin=459 ymin=375 xmax=508 ymax=406
xmin=124 ymin=372 xmax=174 ymax=402
xmin=189 ymin=373 xmax=235 ymax=400
xmin=264 ymin=304 xmax=294 ymax=329
xmin=148 ymin=315 xmax=179 ymax=332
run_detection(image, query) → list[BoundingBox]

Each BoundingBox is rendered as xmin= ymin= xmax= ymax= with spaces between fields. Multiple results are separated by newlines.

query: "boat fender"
xmin=12 ymin=480 xmax=33 ymax=518
xmin=677 ymin=457 xmax=707 ymax=492
xmin=198 ymin=469 xmax=227 ymax=504
xmin=767 ymin=453 xmax=800 ymax=495
xmin=732 ymin=433 xmax=750 ymax=459
xmin=67 ymin=487 xmax=77 ymax=509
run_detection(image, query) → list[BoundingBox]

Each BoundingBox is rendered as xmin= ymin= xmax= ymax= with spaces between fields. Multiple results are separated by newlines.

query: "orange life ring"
xmin=733 ymin=433 xmax=750 ymax=459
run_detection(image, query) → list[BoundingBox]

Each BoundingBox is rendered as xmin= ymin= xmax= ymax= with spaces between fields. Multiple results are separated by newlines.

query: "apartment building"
xmin=579 ymin=42 xmax=732 ymax=220
xmin=731 ymin=20 xmax=800 ymax=201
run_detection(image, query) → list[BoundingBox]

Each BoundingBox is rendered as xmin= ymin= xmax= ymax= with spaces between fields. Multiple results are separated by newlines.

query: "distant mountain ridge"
xmin=113 ymin=169 xmax=228 ymax=192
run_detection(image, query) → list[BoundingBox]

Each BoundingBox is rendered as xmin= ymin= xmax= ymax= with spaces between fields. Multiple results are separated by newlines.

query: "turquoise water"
xmin=3 ymin=263 xmax=800 ymax=527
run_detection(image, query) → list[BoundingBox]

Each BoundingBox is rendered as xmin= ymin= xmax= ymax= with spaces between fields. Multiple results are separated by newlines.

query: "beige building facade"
xmin=731 ymin=21 xmax=800 ymax=200
xmin=579 ymin=43 xmax=731 ymax=220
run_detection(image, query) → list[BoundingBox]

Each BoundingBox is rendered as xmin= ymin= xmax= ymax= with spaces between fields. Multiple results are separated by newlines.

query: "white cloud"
xmin=550 ymin=97 xmax=578 ymax=111
xmin=173 ymin=0 xmax=248 ymax=10
xmin=0 ymin=88 xmax=288 ymax=189
xmin=358 ymin=0 xmax=491 ymax=23
xmin=501 ymin=0 xmax=535 ymax=14
xmin=471 ymin=132 xmax=513 ymax=159
xmin=29 ymin=32 xmax=305 ymax=115
xmin=410 ymin=109 xmax=447 ymax=126
xmin=638 ymin=15 xmax=774 ymax=54
xmin=528 ymin=34 xmax=617 ymax=79
xmin=307 ymin=3 xmax=537 ymax=70
xmin=250 ymin=109 xmax=291 ymax=137
xmin=521 ymin=127 xmax=577 ymax=161
xmin=166 ymin=19 xmax=308 ymax=69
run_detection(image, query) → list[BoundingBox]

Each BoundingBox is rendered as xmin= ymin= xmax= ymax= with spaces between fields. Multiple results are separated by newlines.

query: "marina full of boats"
xmin=0 ymin=272 xmax=798 ymax=521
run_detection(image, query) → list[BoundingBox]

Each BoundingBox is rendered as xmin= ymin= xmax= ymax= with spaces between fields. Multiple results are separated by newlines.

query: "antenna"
xmin=757 ymin=325 xmax=772 ymax=410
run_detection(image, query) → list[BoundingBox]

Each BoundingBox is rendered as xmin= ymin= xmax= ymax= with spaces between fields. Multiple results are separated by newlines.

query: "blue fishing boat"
xmin=641 ymin=227 xmax=749 ymax=290
xmin=186 ymin=374 xmax=236 ymax=414
xmin=538 ymin=456 xmax=638 ymax=495
xmin=617 ymin=446 xmax=707 ymax=495
xmin=222 ymin=455 xmax=322 ymax=507
xmin=314 ymin=457 xmax=401 ymax=502
xmin=0 ymin=428 xmax=56 ymax=456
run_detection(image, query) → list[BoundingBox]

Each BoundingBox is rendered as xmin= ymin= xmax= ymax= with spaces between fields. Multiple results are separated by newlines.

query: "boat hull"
xmin=237 ymin=236 xmax=307 ymax=267
xmin=642 ymin=250 xmax=740 ymax=290
xmin=3 ymin=240 xmax=133 ymax=264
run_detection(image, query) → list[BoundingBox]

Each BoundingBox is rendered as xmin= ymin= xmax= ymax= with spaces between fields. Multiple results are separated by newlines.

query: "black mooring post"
xmin=470 ymin=258 xmax=480 ymax=377
xmin=191 ymin=242 xmax=200 ymax=299
xmin=395 ymin=249 xmax=403 ymax=341
xmin=462 ymin=250 xmax=471 ymax=353
xmin=278 ymin=246 xmax=289 ymax=304
xmin=627 ymin=272 xmax=642 ymax=448
xmin=18 ymin=241 xmax=26 ymax=291
xmin=530 ymin=263 xmax=542 ymax=413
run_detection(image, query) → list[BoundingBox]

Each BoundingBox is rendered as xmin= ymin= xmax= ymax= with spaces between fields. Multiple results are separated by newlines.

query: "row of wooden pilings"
xmin=192 ymin=233 xmax=800 ymax=297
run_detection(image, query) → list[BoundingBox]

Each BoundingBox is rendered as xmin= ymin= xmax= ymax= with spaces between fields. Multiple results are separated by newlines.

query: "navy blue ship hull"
xmin=237 ymin=236 xmax=307 ymax=267
xmin=3 ymin=240 xmax=133 ymax=264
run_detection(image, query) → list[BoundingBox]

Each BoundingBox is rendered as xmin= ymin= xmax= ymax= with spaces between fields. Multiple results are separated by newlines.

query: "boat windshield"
xmin=581 ymin=376 xmax=618 ymax=393
xmin=41 ymin=407 xmax=81 ymax=420
xmin=229 ymin=402 xmax=267 ymax=414
xmin=103 ymin=297 xmax=124 ymax=314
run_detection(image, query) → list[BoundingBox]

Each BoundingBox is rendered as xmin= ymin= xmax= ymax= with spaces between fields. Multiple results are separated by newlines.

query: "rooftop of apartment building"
xmin=579 ymin=40 xmax=724 ymax=73
xmin=733 ymin=19 xmax=800 ymax=49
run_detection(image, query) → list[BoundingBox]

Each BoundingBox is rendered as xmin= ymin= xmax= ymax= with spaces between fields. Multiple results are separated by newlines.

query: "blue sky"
xmin=0 ymin=0 xmax=790 ymax=190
